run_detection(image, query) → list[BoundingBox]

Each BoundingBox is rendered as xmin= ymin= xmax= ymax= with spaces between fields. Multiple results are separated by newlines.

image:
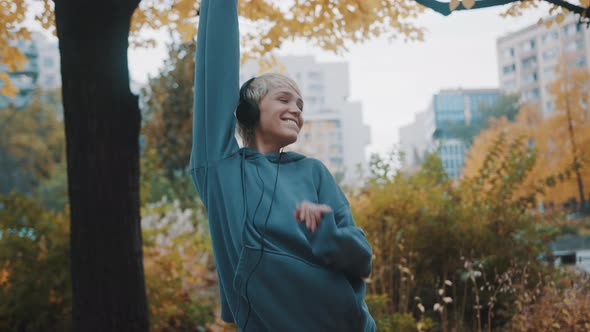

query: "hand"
xmin=294 ymin=200 xmax=332 ymax=233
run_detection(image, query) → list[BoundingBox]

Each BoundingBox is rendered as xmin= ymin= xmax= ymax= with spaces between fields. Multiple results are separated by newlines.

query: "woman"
xmin=190 ymin=0 xmax=376 ymax=331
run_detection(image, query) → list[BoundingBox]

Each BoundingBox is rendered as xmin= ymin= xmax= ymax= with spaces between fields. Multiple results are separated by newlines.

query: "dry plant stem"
xmin=461 ymin=277 xmax=468 ymax=326
xmin=452 ymin=274 xmax=458 ymax=331
xmin=441 ymin=271 xmax=449 ymax=332
xmin=470 ymin=267 xmax=483 ymax=332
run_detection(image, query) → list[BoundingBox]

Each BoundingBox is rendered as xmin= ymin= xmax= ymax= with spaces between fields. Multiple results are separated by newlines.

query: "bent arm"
xmin=310 ymin=206 xmax=373 ymax=278
xmin=310 ymin=162 xmax=373 ymax=278
xmin=190 ymin=0 xmax=240 ymax=170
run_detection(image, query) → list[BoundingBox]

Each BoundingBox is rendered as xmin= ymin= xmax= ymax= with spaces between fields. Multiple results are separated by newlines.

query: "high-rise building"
xmin=497 ymin=14 xmax=590 ymax=117
xmin=399 ymin=110 xmax=434 ymax=173
xmin=31 ymin=32 xmax=61 ymax=90
xmin=241 ymin=55 xmax=370 ymax=185
xmin=0 ymin=37 xmax=39 ymax=109
xmin=399 ymin=89 xmax=500 ymax=179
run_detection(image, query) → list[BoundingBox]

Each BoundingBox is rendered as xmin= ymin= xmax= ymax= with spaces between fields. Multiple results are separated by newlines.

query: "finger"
xmin=311 ymin=214 xmax=318 ymax=233
xmin=299 ymin=204 xmax=306 ymax=221
xmin=306 ymin=208 xmax=314 ymax=231
xmin=314 ymin=209 xmax=321 ymax=231
xmin=314 ymin=209 xmax=322 ymax=222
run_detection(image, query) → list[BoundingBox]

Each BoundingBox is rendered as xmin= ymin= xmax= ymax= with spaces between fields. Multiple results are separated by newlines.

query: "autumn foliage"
xmin=464 ymin=60 xmax=590 ymax=210
xmin=352 ymin=144 xmax=563 ymax=331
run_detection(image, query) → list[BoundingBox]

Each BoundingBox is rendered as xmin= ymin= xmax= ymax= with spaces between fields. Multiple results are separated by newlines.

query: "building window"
xmin=576 ymin=39 xmax=585 ymax=51
xmin=329 ymin=157 xmax=343 ymax=166
xmin=542 ymin=47 xmax=559 ymax=61
xmin=502 ymin=79 xmax=517 ymax=91
xmin=523 ymin=88 xmax=540 ymax=100
xmin=307 ymin=72 xmax=322 ymax=80
xmin=503 ymin=63 xmax=516 ymax=74
xmin=543 ymin=66 xmax=556 ymax=80
xmin=520 ymin=39 xmax=536 ymax=52
xmin=328 ymin=119 xmax=341 ymax=128
xmin=308 ymin=84 xmax=324 ymax=93
xmin=502 ymin=47 xmax=515 ymax=59
xmin=542 ymin=30 xmax=559 ymax=44
xmin=576 ymin=57 xmax=586 ymax=67
xmin=545 ymin=100 xmax=555 ymax=111
xmin=564 ymin=23 xmax=581 ymax=36
xmin=522 ymin=71 xmax=538 ymax=84
xmin=563 ymin=39 xmax=584 ymax=53
xmin=522 ymin=56 xmax=537 ymax=69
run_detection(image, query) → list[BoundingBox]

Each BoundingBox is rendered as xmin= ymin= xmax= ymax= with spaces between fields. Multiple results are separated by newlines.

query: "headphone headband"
xmin=240 ymin=77 xmax=256 ymax=100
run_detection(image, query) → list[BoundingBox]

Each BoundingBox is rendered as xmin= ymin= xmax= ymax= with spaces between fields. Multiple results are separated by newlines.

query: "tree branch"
xmin=415 ymin=0 xmax=589 ymax=21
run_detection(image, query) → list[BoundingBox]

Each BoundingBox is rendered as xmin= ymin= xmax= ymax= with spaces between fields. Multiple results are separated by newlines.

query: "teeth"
xmin=285 ymin=119 xmax=297 ymax=126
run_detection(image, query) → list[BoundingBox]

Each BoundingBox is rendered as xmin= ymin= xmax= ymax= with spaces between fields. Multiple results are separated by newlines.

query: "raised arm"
xmin=190 ymin=0 xmax=240 ymax=170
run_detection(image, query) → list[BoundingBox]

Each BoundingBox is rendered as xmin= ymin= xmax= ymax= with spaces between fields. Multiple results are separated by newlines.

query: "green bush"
xmin=0 ymin=193 xmax=72 ymax=332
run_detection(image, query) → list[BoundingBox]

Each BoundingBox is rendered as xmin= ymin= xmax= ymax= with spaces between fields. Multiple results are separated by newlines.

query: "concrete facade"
xmin=497 ymin=14 xmax=590 ymax=117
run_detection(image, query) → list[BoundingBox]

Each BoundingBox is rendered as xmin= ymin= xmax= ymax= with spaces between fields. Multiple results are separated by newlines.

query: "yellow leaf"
xmin=537 ymin=18 xmax=543 ymax=26
xmin=581 ymin=0 xmax=590 ymax=7
xmin=463 ymin=0 xmax=476 ymax=9
xmin=545 ymin=19 xmax=553 ymax=28
xmin=450 ymin=0 xmax=460 ymax=11
xmin=555 ymin=13 xmax=565 ymax=24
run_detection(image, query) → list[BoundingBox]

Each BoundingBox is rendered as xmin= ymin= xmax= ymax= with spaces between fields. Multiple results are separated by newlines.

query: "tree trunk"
xmin=54 ymin=1 xmax=149 ymax=331
xmin=563 ymin=79 xmax=587 ymax=213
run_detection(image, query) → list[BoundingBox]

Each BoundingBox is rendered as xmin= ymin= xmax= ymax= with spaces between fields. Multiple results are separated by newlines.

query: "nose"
xmin=288 ymin=103 xmax=302 ymax=114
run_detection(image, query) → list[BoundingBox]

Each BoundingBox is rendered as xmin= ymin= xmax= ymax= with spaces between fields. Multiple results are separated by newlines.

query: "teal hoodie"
xmin=190 ymin=1 xmax=376 ymax=331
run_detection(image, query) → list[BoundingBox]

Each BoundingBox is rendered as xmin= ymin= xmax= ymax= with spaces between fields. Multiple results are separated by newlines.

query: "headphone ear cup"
xmin=236 ymin=77 xmax=259 ymax=128
xmin=236 ymin=100 xmax=259 ymax=127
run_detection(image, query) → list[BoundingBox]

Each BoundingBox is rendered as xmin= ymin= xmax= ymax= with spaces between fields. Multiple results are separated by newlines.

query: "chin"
xmin=279 ymin=135 xmax=298 ymax=147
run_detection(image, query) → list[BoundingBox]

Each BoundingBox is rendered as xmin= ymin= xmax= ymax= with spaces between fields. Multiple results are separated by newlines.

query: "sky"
xmin=127 ymin=4 xmax=552 ymax=158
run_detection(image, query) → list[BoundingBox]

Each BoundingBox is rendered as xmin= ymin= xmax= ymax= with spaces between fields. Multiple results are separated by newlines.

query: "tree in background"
xmin=0 ymin=193 xmax=72 ymax=332
xmin=0 ymin=89 xmax=65 ymax=195
xmin=463 ymin=61 xmax=590 ymax=212
xmin=141 ymin=42 xmax=195 ymax=179
xmin=543 ymin=59 xmax=590 ymax=211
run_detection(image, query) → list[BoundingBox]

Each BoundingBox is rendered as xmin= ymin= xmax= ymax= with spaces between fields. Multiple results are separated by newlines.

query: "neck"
xmin=249 ymin=135 xmax=282 ymax=155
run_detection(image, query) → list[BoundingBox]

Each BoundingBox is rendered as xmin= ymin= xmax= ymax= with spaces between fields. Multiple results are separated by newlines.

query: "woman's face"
xmin=255 ymin=86 xmax=304 ymax=149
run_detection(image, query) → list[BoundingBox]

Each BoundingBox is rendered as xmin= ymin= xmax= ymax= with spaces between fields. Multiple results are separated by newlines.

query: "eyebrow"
xmin=274 ymin=91 xmax=304 ymax=108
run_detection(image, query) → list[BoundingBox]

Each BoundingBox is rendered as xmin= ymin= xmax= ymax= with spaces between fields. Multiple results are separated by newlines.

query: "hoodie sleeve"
xmin=309 ymin=163 xmax=373 ymax=279
xmin=190 ymin=0 xmax=240 ymax=170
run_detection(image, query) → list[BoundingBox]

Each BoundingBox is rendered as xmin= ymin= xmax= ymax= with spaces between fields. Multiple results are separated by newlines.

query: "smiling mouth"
xmin=283 ymin=119 xmax=298 ymax=127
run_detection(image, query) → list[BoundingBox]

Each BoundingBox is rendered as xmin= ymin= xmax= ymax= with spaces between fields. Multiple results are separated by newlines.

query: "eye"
xmin=279 ymin=98 xmax=289 ymax=103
